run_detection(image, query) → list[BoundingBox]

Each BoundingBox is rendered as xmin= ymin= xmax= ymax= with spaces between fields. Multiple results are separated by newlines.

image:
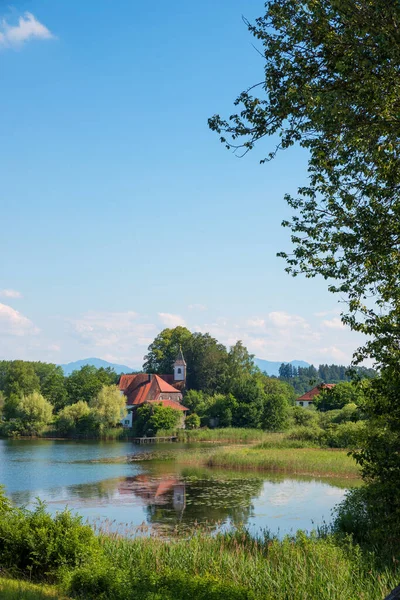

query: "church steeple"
xmin=173 ymin=346 xmax=186 ymax=382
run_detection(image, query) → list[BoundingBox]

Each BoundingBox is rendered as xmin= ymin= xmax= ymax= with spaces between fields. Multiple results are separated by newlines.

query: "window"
xmin=299 ymin=402 xmax=303 ymax=406
xmin=177 ymin=367 xmax=182 ymax=374
xmin=124 ymin=420 xmax=130 ymax=425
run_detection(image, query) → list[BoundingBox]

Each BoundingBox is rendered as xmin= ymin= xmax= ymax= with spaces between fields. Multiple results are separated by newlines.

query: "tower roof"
xmin=174 ymin=346 xmax=186 ymax=366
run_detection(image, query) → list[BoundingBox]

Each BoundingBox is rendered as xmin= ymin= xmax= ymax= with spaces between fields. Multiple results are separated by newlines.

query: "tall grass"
xmin=178 ymin=427 xmax=268 ymax=443
xmin=63 ymin=530 xmax=399 ymax=599
xmin=0 ymin=578 xmax=66 ymax=599
xmin=206 ymin=447 xmax=360 ymax=478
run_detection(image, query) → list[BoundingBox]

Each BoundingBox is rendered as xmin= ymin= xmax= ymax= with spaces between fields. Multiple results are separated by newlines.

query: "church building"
xmin=119 ymin=348 xmax=189 ymax=428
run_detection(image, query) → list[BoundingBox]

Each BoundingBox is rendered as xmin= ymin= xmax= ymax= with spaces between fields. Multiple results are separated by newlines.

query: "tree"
xmin=231 ymin=375 xmax=265 ymax=428
xmin=134 ymin=403 xmax=181 ymax=437
xmin=185 ymin=413 xmax=200 ymax=430
xmin=33 ymin=362 xmax=68 ymax=412
xmin=143 ymin=327 xmax=192 ymax=374
xmin=315 ymin=382 xmax=367 ymax=412
xmin=65 ymin=366 xmax=117 ymax=406
xmin=185 ymin=332 xmax=228 ymax=392
xmin=209 ymin=0 xmax=400 ymax=545
xmin=15 ymin=392 xmax=53 ymax=435
xmin=208 ymin=393 xmax=238 ymax=428
xmin=1 ymin=361 xmax=40 ymax=399
xmin=261 ymin=377 xmax=291 ymax=431
xmin=89 ymin=385 xmax=126 ymax=429
xmin=209 ymin=0 xmax=400 ymax=362
xmin=56 ymin=401 xmax=92 ymax=435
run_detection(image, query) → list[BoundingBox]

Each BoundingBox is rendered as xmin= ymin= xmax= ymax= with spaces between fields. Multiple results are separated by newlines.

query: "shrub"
xmin=324 ymin=422 xmax=366 ymax=449
xmin=185 ymin=413 xmax=200 ymax=429
xmin=287 ymin=425 xmax=324 ymax=444
xmin=290 ymin=406 xmax=318 ymax=427
xmin=0 ymin=489 xmax=100 ymax=580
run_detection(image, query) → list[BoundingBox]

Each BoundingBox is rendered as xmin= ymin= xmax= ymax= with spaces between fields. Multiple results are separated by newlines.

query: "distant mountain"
xmin=59 ymin=358 xmax=137 ymax=376
xmin=254 ymin=358 xmax=310 ymax=377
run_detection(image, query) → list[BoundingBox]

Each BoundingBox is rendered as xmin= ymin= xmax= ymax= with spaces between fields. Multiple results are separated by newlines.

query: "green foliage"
xmin=11 ymin=392 xmax=53 ymax=436
xmin=0 ymin=361 xmax=41 ymax=399
xmin=33 ymin=363 xmax=68 ymax=412
xmin=185 ymin=413 xmax=200 ymax=429
xmin=89 ymin=385 xmax=126 ymax=430
xmin=0 ymin=489 xmax=100 ymax=581
xmin=261 ymin=378 xmax=291 ymax=431
xmin=56 ymin=401 xmax=93 ymax=435
xmin=291 ymin=406 xmax=318 ymax=427
xmin=65 ymin=366 xmax=118 ymax=406
xmin=134 ymin=403 xmax=181 ymax=437
xmin=143 ymin=326 xmax=192 ymax=374
xmin=315 ymin=382 xmax=367 ymax=412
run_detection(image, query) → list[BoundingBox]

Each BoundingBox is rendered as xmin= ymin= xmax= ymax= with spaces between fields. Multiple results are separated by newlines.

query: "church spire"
xmin=173 ymin=346 xmax=186 ymax=381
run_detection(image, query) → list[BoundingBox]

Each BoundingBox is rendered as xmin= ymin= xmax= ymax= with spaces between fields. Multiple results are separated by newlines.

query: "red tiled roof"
xmin=122 ymin=373 xmax=184 ymax=407
xmin=119 ymin=374 xmax=138 ymax=392
xmin=153 ymin=375 xmax=181 ymax=394
xmin=149 ymin=399 xmax=188 ymax=411
xmin=296 ymin=383 xmax=336 ymax=402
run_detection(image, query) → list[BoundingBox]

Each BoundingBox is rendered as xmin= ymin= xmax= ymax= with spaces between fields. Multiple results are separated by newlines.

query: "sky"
xmin=0 ymin=0 xmax=366 ymax=369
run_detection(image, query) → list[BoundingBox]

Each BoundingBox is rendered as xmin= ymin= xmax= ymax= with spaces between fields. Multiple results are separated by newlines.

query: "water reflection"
xmin=1 ymin=439 xmax=354 ymax=537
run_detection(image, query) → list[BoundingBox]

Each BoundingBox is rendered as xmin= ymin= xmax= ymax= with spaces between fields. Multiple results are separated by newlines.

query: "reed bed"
xmin=178 ymin=428 xmax=268 ymax=443
xmin=205 ymin=447 xmax=360 ymax=478
xmin=80 ymin=530 xmax=398 ymax=600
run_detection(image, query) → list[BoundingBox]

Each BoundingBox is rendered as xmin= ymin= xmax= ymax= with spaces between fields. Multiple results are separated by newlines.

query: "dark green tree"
xmin=143 ymin=327 xmax=192 ymax=374
xmin=315 ymin=381 xmax=368 ymax=412
xmin=33 ymin=362 xmax=68 ymax=412
xmin=65 ymin=365 xmax=117 ymax=405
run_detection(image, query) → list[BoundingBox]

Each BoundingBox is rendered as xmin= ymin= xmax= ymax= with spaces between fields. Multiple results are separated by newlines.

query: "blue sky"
xmin=0 ymin=1 xmax=365 ymax=368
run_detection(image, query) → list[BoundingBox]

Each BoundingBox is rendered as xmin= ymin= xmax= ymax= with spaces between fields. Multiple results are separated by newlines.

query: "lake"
xmin=0 ymin=439 xmax=351 ymax=537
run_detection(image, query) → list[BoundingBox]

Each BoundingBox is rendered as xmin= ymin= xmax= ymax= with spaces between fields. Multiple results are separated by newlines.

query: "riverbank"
xmin=127 ymin=444 xmax=360 ymax=479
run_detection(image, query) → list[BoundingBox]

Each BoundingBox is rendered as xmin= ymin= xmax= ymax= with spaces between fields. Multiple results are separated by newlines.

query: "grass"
xmin=0 ymin=578 xmax=67 ymax=599
xmin=178 ymin=427 xmax=269 ymax=443
xmin=128 ymin=443 xmax=360 ymax=479
xmin=206 ymin=446 xmax=359 ymax=478
xmin=71 ymin=530 xmax=397 ymax=600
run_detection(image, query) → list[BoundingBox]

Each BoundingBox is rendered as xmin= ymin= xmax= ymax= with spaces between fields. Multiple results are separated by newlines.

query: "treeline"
xmin=277 ymin=363 xmax=376 ymax=394
xmin=0 ymin=361 xmax=128 ymax=437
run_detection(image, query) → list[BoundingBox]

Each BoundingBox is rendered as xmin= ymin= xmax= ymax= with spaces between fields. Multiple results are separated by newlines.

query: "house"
xmin=119 ymin=349 xmax=189 ymax=427
xmin=295 ymin=383 xmax=335 ymax=408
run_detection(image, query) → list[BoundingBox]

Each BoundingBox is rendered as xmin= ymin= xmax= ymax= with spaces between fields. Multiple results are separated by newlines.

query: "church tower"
xmin=173 ymin=346 xmax=186 ymax=382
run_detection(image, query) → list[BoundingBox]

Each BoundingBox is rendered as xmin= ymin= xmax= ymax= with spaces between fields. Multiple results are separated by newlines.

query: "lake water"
xmin=0 ymin=439 xmax=351 ymax=537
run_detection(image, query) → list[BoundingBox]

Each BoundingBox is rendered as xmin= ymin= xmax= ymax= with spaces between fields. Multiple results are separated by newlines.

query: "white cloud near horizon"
xmin=0 ymin=289 xmax=22 ymax=298
xmin=0 ymin=12 xmax=54 ymax=48
xmin=0 ymin=303 xmax=39 ymax=336
xmin=158 ymin=312 xmax=186 ymax=328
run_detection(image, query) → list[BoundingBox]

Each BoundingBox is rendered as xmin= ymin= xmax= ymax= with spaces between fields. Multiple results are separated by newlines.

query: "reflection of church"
xmin=119 ymin=348 xmax=189 ymax=428
xmin=118 ymin=475 xmax=186 ymax=511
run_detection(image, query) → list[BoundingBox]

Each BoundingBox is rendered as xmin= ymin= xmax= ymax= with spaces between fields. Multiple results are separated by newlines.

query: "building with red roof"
xmin=119 ymin=349 xmax=188 ymax=427
xmin=295 ymin=383 xmax=335 ymax=408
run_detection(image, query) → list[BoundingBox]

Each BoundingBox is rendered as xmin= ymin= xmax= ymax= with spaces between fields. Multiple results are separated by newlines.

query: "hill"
xmin=59 ymin=357 xmax=137 ymax=376
xmin=253 ymin=358 xmax=310 ymax=377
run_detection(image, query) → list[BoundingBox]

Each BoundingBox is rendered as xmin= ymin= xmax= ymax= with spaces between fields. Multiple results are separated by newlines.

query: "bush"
xmin=287 ymin=425 xmax=324 ymax=444
xmin=324 ymin=422 xmax=366 ymax=449
xmin=0 ymin=489 xmax=100 ymax=580
xmin=185 ymin=413 xmax=200 ymax=429
xmin=290 ymin=406 xmax=318 ymax=427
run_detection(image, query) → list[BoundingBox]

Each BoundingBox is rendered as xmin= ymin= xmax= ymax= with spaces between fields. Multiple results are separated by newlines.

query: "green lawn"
xmin=0 ymin=578 xmax=67 ymax=600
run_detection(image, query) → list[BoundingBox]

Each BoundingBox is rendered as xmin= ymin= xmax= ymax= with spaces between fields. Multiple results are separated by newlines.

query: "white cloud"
xmin=158 ymin=313 xmax=186 ymax=328
xmin=0 ymin=303 xmax=39 ymax=336
xmin=322 ymin=317 xmax=345 ymax=330
xmin=0 ymin=289 xmax=22 ymax=298
xmin=188 ymin=304 xmax=207 ymax=311
xmin=69 ymin=310 xmax=156 ymax=346
xmin=0 ymin=12 xmax=54 ymax=49
xmin=318 ymin=346 xmax=349 ymax=362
